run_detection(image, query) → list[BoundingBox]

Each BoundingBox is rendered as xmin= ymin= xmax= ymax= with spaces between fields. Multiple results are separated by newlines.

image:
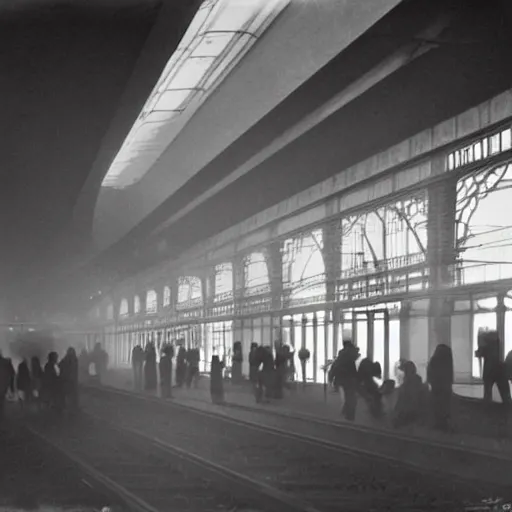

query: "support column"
xmin=427 ymin=178 xmax=457 ymax=354
xmin=367 ymin=312 xmax=375 ymax=361
xmin=266 ymin=241 xmax=283 ymax=312
xmin=323 ymin=220 xmax=341 ymax=358
xmin=384 ymin=310 xmax=390 ymax=379
xmin=399 ymin=302 xmax=411 ymax=361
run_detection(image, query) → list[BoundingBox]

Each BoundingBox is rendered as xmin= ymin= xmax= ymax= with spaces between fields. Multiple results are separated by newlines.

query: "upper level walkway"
xmin=102 ymin=368 xmax=512 ymax=459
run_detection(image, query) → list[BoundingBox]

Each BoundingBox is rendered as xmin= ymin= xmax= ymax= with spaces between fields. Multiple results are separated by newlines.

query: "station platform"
xmin=101 ymin=368 xmax=512 ymax=458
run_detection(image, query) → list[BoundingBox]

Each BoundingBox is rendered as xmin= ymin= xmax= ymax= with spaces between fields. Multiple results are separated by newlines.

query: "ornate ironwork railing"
xmin=175 ymin=297 xmax=203 ymax=310
xmin=235 ymin=295 xmax=272 ymax=316
xmin=244 ymin=283 xmax=271 ymax=297
xmin=213 ymin=290 xmax=234 ymax=304
xmin=283 ymin=273 xmax=326 ymax=291
xmin=339 ymin=252 xmax=425 ymax=280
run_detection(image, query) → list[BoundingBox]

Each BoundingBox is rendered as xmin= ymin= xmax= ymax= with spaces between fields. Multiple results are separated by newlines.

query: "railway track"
xmin=79 ymin=386 xmax=511 ymax=512
xmin=85 ymin=383 xmax=512 ymax=487
xmin=15 ymin=408 xmax=277 ymax=512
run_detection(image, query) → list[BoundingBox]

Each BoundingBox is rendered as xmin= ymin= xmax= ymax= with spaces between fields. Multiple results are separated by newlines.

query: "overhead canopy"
xmin=102 ymin=0 xmax=290 ymax=189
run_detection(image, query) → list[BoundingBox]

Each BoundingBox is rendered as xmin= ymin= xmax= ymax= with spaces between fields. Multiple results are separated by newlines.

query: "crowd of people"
xmin=328 ymin=330 xmax=512 ymax=431
xmin=131 ymin=341 xmax=224 ymax=403
xmin=0 ymin=341 xmax=110 ymax=419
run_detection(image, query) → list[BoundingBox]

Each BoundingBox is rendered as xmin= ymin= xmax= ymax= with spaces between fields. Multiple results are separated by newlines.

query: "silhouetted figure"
xmin=358 ymin=358 xmax=383 ymax=418
xmin=210 ymin=355 xmax=225 ymax=404
xmin=144 ymin=343 xmax=157 ymax=392
xmin=274 ymin=343 xmax=288 ymax=399
xmin=0 ymin=355 xmax=11 ymax=419
xmin=131 ymin=345 xmax=144 ymax=391
xmin=78 ymin=349 xmax=89 ymax=383
xmin=248 ymin=343 xmax=259 ymax=390
xmin=286 ymin=346 xmax=296 ymax=390
xmin=6 ymin=358 xmax=15 ymax=398
xmin=332 ymin=341 xmax=359 ymax=421
xmin=43 ymin=352 xmax=62 ymax=410
xmin=16 ymin=359 xmax=31 ymax=406
xmin=91 ymin=343 xmax=108 ymax=384
xmin=231 ymin=342 xmax=243 ymax=385
xmin=31 ymin=356 xmax=43 ymax=404
xmin=506 ymin=350 xmax=512 ymax=383
xmin=475 ymin=331 xmax=511 ymax=404
xmin=176 ymin=346 xmax=187 ymax=388
xmin=59 ymin=348 xmax=79 ymax=411
xmin=159 ymin=345 xmax=174 ymax=399
xmin=427 ymin=344 xmax=454 ymax=430
xmin=393 ymin=361 xmax=425 ymax=428
xmin=186 ymin=348 xmax=200 ymax=388
xmin=262 ymin=346 xmax=275 ymax=401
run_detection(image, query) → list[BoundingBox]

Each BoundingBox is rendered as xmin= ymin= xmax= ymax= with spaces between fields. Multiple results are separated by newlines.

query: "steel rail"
xmin=18 ymin=420 xmax=159 ymax=512
xmin=83 ymin=384 xmax=512 ymax=488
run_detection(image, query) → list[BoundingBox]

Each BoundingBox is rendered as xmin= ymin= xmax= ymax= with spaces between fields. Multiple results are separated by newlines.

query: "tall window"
xmin=282 ymin=229 xmax=325 ymax=300
xmin=134 ymin=295 xmax=141 ymax=314
xmin=106 ymin=303 xmax=114 ymax=321
xmin=119 ymin=299 xmax=129 ymax=318
xmin=146 ymin=290 xmax=157 ymax=314
xmin=455 ymin=162 xmax=512 ymax=284
xmin=177 ymin=276 xmax=202 ymax=304
xmin=243 ymin=252 xmax=269 ymax=293
xmin=163 ymin=286 xmax=171 ymax=307
xmin=340 ymin=193 xmax=428 ymax=277
xmin=214 ymin=262 xmax=233 ymax=297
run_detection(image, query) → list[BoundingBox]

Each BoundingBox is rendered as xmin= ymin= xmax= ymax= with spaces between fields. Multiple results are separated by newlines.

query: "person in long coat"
xmin=248 ymin=343 xmax=259 ymax=390
xmin=357 ymin=358 xmax=383 ymax=418
xmin=175 ymin=345 xmax=187 ymax=388
xmin=144 ymin=343 xmax=157 ymax=392
xmin=210 ymin=355 xmax=225 ymax=404
xmin=16 ymin=359 xmax=32 ymax=406
xmin=59 ymin=348 xmax=79 ymax=410
xmin=0 ymin=355 xmax=11 ymax=419
xmin=427 ymin=344 xmax=454 ymax=430
xmin=159 ymin=345 xmax=174 ymax=399
xmin=43 ymin=352 xmax=62 ymax=410
xmin=131 ymin=345 xmax=144 ymax=391
xmin=6 ymin=358 xmax=15 ymax=399
xmin=31 ymin=356 xmax=43 ymax=405
xmin=332 ymin=341 xmax=360 ymax=421
xmin=475 ymin=331 xmax=511 ymax=403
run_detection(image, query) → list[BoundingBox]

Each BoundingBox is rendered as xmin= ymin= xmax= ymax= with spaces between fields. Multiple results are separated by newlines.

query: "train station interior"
xmin=1 ymin=1 xmax=512 ymax=511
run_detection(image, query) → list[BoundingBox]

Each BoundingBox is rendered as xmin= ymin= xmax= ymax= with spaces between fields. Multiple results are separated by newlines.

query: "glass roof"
xmin=102 ymin=0 xmax=290 ymax=189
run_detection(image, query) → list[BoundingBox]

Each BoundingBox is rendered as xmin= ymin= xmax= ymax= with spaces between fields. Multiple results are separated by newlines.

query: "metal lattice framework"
xmin=455 ymin=162 xmax=512 ymax=283
xmin=243 ymin=251 xmax=270 ymax=295
xmin=282 ymin=229 xmax=325 ymax=301
xmin=340 ymin=193 xmax=428 ymax=278
xmin=177 ymin=276 xmax=203 ymax=307
xmin=214 ymin=262 xmax=233 ymax=298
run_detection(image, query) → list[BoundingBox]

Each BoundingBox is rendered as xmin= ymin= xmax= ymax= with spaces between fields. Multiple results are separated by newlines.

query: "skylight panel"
xmin=192 ymin=32 xmax=234 ymax=58
xmin=208 ymin=1 xmax=260 ymax=34
xmin=155 ymin=90 xmax=192 ymax=111
xmin=167 ymin=56 xmax=216 ymax=91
